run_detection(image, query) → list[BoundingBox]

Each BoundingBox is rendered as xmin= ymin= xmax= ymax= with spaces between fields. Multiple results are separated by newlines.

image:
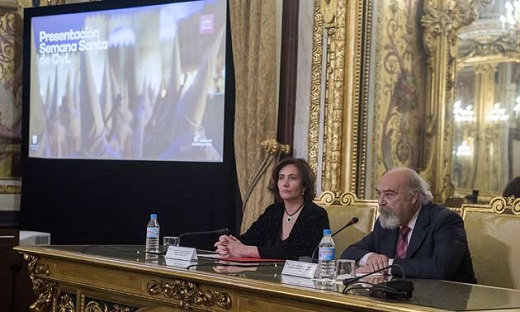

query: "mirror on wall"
xmin=453 ymin=62 xmax=520 ymax=194
xmin=451 ymin=0 xmax=520 ymax=200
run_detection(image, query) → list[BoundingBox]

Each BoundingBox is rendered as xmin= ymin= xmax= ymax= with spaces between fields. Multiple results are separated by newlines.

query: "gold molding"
xmin=458 ymin=37 xmax=520 ymax=65
xmin=147 ymin=278 xmax=232 ymax=310
xmin=487 ymin=196 xmax=520 ymax=215
xmin=0 ymin=183 xmax=21 ymax=193
xmin=260 ymin=139 xmax=291 ymax=155
xmin=356 ymin=0 xmax=371 ymax=198
xmin=461 ymin=196 xmax=520 ymax=216
xmin=309 ymin=1 xmax=324 ymax=177
xmin=57 ymin=294 xmax=75 ymax=311
xmin=84 ymin=299 xmax=131 ymax=312
xmin=420 ymin=0 xmax=486 ymax=201
xmin=23 ymin=253 xmax=60 ymax=312
xmin=311 ymin=0 xmax=371 ymax=198
xmin=321 ymin=0 xmax=337 ymax=28
xmin=322 ymin=0 xmax=346 ymax=193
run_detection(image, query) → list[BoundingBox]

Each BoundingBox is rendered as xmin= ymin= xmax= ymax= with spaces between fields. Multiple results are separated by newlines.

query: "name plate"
xmin=281 ymin=275 xmax=318 ymax=288
xmin=282 ymin=260 xmax=318 ymax=279
xmin=165 ymin=246 xmax=197 ymax=261
xmin=164 ymin=258 xmax=197 ymax=269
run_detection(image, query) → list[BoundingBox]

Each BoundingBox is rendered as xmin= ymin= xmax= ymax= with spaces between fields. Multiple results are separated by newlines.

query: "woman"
xmin=214 ymin=158 xmax=330 ymax=260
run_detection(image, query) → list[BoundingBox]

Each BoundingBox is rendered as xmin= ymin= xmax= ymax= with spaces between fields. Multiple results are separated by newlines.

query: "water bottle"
xmin=145 ymin=213 xmax=160 ymax=253
xmin=318 ymin=229 xmax=336 ymax=280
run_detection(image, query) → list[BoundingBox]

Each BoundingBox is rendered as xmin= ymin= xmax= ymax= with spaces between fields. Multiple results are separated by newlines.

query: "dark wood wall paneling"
xmin=277 ymin=0 xmax=299 ymax=151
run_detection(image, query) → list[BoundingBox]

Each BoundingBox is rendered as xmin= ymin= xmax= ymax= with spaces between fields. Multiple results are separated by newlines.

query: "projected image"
xmin=28 ymin=0 xmax=226 ymax=162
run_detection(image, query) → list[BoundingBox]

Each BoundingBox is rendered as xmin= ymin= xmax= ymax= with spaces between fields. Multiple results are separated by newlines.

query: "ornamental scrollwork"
xmin=459 ymin=36 xmax=520 ymax=61
xmin=338 ymin=192 xmax=357 ymax=206
xmin=490 ymin=196 xmax=507 ymax=214
xmin=513 ymin=198 xmax=520 ymax=215
xmin=57 ymin=294 xmax=75 ymax=312
xmin=260 ymin=139 xmax=290 ymax=156
xmin=316 ymin=191 xmax=336 ymax=205
xmin=320 ymin=0 xmax=337 ymax=27
xmin=23 ymin=253 xmax=60 ymax=312
xmin=85 ymin=300 xmax=132 ymax=312
xmin=488 ymin=196 xmax=520 ymax=215
xmin=147 ymin=279 xmax=231 ymax=310
xmin=308 ymin=1 xmax=324 ymax=175
xmin=422 ymin=0 xmax=485 ymax=69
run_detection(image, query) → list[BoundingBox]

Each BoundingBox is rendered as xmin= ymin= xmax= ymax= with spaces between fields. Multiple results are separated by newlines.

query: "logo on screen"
xmin=199 ymin=15 xmax=215 ymax=34
xmin=30 ymin=135 xmax=40 ymax=151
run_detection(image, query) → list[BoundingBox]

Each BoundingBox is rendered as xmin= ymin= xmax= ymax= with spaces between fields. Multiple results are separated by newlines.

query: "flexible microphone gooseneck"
xmin=300 ymin=217 xmax=359 ymax=263
xmin=342 ymin=264 xmax=400 ymax=286
xmin=173 ymin=228 xmax=230 ymax=248
xmin=332 ymin=217 xmax=359 ymax=238
xmin=342 ymin=263 xmax=414 ymax=299
xmin=178 ymin=227 xmax=231 ymax=239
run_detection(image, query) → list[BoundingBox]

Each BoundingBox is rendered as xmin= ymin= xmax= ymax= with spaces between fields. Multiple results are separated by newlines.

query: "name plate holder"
xmin=164 ymin=258 xmax=197 ymax=269
xmin=165 ymin=246 xmax=198 ymax=261
xmin=281 ymin=275 xmax=318 ymax=288
xmin=282 ymin=260 xmax=318 ymax=279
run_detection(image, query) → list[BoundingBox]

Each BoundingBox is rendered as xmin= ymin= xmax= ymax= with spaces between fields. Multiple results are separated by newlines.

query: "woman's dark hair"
xmin=267 ymin=157 xmax=316 ymax=201
xmin=503 ymin=176 xmax=520 ymax=198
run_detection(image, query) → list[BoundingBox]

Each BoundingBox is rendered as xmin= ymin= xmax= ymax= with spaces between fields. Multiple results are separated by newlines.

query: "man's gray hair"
xmin=406 ymin=168 xmax=434 ymax=204
xmin=385 ymin=167 xmax=434 ymax=204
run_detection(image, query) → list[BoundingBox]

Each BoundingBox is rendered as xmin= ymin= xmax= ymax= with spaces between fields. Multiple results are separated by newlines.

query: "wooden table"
xmin=13 ymin=245 xmax=520 ymax=312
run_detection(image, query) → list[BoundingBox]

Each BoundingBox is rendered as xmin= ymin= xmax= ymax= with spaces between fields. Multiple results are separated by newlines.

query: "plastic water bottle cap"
xmin=323 ymin=229 xmax=331 ymax=235
xmin=150 ymin=213 xmax=157 ymax=219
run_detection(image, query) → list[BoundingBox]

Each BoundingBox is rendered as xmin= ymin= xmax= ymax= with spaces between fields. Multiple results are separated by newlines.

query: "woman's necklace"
xmin=284 ymin=203 xmax=305 ymax=224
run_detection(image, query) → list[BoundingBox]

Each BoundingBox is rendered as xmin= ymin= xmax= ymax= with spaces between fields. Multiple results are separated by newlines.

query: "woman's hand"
xmin=214 ymin=234 xmax=233 ymax=257
xmin=213 ymin=235 xmax=259 ymax=258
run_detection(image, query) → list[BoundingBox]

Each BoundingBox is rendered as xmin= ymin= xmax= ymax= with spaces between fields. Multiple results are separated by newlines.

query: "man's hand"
xmin=357 ymin=253 xmax=390 ymax=274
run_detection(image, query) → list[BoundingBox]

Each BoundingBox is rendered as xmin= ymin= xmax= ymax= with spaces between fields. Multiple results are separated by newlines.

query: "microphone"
xmin=299 ymin=217 xmax=359 ymax=263
xmin=178 ymin=227 xmax=230 ymax=239
xmin=332 ymin=217 xmax=359 ymax=237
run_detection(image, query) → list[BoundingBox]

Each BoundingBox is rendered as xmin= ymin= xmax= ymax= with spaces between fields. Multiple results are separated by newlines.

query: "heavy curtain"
xmin=228 ymin=0 xmax=279 ymax=233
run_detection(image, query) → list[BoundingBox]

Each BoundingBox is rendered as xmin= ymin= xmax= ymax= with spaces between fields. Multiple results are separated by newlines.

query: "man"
xmin=341 ymin=167 xmax=477 ymax=283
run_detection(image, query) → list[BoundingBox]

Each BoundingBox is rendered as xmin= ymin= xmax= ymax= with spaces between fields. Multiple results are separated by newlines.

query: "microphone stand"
xmin=178 ymin=228 xmax=230 ymax=239
xmin=300 ymin=217 xmax=359 ymax=263
xmin=171 ymin=228 xmax=230 ymax=250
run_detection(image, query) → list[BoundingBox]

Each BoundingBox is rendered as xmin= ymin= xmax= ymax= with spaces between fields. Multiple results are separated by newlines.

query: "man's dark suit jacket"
xmin=341 ymin=202 xmax=477 ymax=284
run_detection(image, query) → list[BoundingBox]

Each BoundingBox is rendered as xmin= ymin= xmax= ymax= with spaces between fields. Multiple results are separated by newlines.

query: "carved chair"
xmin=461 ymin=197 xmax=520 ymax=289
xmin=314 ymin=192 xmax=379 ymax=259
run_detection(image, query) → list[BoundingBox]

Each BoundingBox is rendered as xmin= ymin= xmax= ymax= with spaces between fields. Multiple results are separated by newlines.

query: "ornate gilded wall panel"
xmin=420 ymin=0 xmax=490 ymax=201
xmin=369 ymin=0 xmax=427 ymax=197
xmin=311 ymin=0 xmax=371 ymax=198
xmin=312 ymin=0 xmax=510 ymax=202
xmin=0 ymin=5 xmax=22 ymax=204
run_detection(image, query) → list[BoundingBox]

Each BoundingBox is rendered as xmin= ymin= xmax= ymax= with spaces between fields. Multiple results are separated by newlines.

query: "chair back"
xmin=315 ymin=192 xmax=378 ymax=259
xmin=462 ymin=197 xmax=520 ymax=289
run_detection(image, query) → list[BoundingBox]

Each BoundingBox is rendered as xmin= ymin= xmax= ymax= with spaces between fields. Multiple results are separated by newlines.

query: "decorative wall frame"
xmin=0 ymin=3 xmax=22 ymax=203
xmin=312 ymin=0 xmax=510 ymax=202
xmin=310 ymin=0 xmax=372 ymax=198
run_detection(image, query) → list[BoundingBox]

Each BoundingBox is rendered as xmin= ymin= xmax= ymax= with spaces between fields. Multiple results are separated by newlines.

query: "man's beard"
xmin=378 ymin=206 xmax=400 ymax=229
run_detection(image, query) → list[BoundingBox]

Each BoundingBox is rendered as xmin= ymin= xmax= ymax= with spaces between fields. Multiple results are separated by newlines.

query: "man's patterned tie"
xmin=395 ymin=225 xmax=411 ymax=259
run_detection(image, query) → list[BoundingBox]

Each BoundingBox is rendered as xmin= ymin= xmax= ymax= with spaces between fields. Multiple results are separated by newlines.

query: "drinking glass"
xmin=163 ymin=236 xmax=180 ymax=253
